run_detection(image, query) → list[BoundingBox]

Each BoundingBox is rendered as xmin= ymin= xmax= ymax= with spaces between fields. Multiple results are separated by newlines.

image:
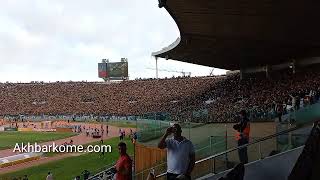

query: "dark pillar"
xmin=240 ymin=69 xmax=244 ymax=80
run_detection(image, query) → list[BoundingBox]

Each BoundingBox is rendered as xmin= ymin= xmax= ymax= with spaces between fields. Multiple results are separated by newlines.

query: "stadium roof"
xmin=152 ymin=0 xmax=320 ymax=70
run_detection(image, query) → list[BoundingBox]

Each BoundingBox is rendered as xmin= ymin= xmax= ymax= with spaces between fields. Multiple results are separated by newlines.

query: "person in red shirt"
xmin=115 ymin=142 xmax=132 ymax=180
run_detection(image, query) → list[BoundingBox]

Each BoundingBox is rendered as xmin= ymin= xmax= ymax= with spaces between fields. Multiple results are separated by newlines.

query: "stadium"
xmin=0 ymin=0 xmax=320 ymax=180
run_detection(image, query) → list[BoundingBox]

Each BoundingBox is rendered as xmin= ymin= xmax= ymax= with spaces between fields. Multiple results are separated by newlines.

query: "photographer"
xmin=158 ymin=124 xmax=195 ymax=180
xmin=233 ymin=110 xmax=250 ymax=164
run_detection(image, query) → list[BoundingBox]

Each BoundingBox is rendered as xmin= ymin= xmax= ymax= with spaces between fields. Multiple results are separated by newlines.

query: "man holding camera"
xmin=233 ymin=110 xmax=250 ymax=164
xmin=158 ymin=124 xmax=195 ymax=180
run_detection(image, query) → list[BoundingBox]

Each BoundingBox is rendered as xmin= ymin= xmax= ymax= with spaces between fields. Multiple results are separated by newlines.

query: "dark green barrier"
xmin=4 ymin=127 xmax=18 ymax=131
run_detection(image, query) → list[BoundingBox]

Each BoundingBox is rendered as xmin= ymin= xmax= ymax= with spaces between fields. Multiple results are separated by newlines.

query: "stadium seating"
xmin=0 ymin=65 xmax=319 ymax=123
xmin=0 ymin=77 xmax=218 ymax=116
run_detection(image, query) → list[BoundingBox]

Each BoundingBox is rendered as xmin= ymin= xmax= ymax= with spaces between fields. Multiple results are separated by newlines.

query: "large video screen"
xmin=107 ymin=62 xmax=128 ymax=79
xmin=98 ymin=62 xmax=128 ymax=79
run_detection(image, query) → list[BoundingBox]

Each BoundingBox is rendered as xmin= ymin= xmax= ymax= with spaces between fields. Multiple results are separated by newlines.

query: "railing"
xmin=89 ymin=103 xmax=320 ymax=179
xmin=87 ymin=165 xmax=116 ymax=180
xmin=154 ymin=120 xmax=317 ymax=179
xmin=135 ymin=162 xmax=167 ymax=180
xmin=88 ymin=156 xmax=133 ymax=180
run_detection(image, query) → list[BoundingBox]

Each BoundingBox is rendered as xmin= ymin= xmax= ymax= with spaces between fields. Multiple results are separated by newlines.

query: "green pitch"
xmin=0 ymin=137 xmax=134 ymax=180
xmin=0 ymin=132 xmax=77 ymax=150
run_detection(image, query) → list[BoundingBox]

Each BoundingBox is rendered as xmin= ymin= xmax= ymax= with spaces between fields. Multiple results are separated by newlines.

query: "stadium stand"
xmin=204 ymin=66 xmax=320 ymax=122
xmin=0 ymin=77 xmax=217 ymax=116
xmin=0 ymin=65 xmax=319 ymax=124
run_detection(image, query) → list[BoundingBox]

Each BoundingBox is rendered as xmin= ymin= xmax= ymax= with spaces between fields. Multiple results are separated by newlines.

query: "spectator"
xmin=158 ymin=124 xmax=195 ymax=180
xmin=115 ymin=142 xmax=132 ymax=180
xmin=276 ymin=102 xmax=284 ymax=122
xmin=122 ymin=129 xmax=126 ymax=138
xmin=132 ymin=132 xmax=137 ymax=144
xmin=233 ymin=110 xmax=250 ymax=164
xmin=119 ymin=131 xmax=123 ymax=141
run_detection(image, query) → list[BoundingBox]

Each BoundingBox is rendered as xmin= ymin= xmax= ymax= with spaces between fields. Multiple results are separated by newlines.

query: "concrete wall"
xmin=241 ymin=56 xmax=320 ymax=74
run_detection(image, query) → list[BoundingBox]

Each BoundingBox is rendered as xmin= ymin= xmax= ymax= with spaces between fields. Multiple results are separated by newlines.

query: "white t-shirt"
xmin=165 ymin=137 xmax=195 ymax=174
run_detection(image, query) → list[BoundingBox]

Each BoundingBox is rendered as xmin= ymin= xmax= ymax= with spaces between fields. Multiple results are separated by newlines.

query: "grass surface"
xmin=0 ymin=137 xmax=134 ymax=180
xmin=0 ymin=132 xmax=77 ymax=150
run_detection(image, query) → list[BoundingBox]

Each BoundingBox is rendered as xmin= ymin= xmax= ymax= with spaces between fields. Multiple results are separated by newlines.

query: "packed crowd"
xmin=0 ymin=65 xmax=319 ymax=123
xmin=204 ymin=66 xmax=320 ymax=122
xmin=0 ymin=77 xmax=217 ymax=116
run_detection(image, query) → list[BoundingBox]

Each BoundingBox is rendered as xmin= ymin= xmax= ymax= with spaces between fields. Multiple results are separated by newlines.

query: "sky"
xmin=0 ymin=0 xmax=227 ymax=82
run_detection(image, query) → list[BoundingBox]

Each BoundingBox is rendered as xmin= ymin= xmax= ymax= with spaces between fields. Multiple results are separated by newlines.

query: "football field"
xmin=0 ymin=131 xmax=77 ymax=150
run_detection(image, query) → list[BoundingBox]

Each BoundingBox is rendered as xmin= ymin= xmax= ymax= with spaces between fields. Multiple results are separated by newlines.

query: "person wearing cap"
xmin=233 ymin=110 xmax=250 ymax=164
xmin=158 ymin=124 xmax=195 ymax=180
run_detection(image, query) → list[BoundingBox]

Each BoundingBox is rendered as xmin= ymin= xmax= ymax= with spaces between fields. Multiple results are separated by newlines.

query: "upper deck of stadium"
xmin=152 ymin=0 xmax=320 ymax=70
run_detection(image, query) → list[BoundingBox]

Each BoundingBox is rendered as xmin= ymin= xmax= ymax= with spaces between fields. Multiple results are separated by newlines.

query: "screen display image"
xmin=107 ymin=62 xmax=128 ymax=78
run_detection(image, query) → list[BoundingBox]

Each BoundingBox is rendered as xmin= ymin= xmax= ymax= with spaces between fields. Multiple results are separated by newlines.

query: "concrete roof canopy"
xmin=152 ymin=0 xmax=320 ymax=70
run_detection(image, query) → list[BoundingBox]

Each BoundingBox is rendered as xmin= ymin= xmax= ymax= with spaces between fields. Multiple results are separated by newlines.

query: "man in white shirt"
xmin=158 ymin=124 xmax=195 ymax=180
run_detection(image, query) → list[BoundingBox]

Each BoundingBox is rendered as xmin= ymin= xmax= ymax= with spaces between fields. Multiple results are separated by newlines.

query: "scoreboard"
xmin=98 ymin=59 xmax=128 ymax=80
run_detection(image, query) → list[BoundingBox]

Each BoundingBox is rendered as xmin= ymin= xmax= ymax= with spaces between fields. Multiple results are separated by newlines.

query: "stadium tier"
xmin=0 ymin=66 xmax=319 ymax=123
xmin=0 ymin=77 xmax=216 ymax=116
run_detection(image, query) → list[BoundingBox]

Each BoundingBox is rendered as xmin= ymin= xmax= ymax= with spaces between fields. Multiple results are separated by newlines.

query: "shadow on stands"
xmin=288 ymin=121 xmax=320 ymax=180
xmin=217 ymin=163 xmax=244 ymax=180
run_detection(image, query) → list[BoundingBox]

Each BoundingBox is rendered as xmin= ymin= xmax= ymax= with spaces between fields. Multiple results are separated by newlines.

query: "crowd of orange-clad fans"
xmin=0 ymin=65 xmax=319 ymax=123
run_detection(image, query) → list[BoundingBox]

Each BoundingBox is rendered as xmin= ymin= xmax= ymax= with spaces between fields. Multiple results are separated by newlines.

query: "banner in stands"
xmin=4 ymin=127 xmax=18 ymax=131
xmin=0 ymin=127 xmax=4 ymax=131
xmin=33 ymin=129 xmax=56 ymax=132
xmin=55 ymin=128 xmax=73 ymax=132
xmin=18 ymin=128 xmax=33 ymax=132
